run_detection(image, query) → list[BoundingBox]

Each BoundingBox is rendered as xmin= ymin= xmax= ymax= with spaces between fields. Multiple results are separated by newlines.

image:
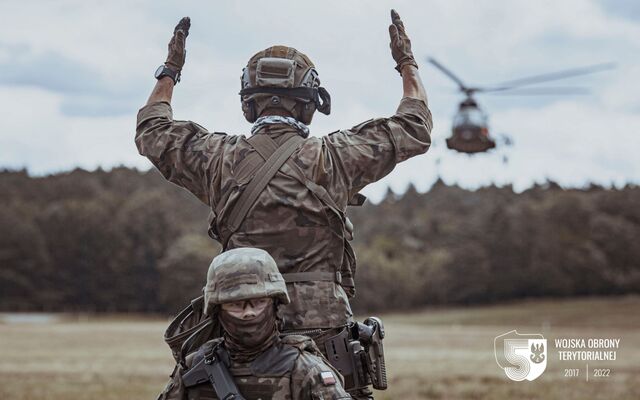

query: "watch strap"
xmin=156 ymin=65 xmax=181 ymax=84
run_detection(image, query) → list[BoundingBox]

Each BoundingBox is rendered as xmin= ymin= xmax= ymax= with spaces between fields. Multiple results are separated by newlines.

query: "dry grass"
xmin=373 ymin=296 xmax=640 ymax=399
xmin=1 ymin=297 xmax=639 ymax=399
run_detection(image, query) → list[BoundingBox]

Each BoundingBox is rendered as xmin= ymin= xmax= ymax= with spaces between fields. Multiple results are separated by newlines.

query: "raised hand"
xmin=166 ymin=17 xmax=191 ymax=73
xmin=388 ymin=9 xmax=418 ymax=75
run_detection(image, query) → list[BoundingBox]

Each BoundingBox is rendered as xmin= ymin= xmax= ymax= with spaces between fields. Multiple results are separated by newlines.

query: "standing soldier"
xmin=137 ymin=10 xmax=431 ymax=399
xmin=158 ymin=247 xmax=351 ymax=400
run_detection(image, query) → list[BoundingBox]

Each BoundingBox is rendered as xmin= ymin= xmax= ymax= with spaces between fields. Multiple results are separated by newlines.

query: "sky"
xmin=0 ymin=0 xmax=639 ymax=202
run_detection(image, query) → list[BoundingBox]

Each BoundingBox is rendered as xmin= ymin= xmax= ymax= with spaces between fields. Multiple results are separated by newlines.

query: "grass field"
xmin=1 ymin=296 xmax=638 ymax=399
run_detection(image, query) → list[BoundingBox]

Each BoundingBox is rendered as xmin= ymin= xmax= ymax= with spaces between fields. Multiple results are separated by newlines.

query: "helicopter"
xmin=427 ymin=58 xmax=615 ymax=154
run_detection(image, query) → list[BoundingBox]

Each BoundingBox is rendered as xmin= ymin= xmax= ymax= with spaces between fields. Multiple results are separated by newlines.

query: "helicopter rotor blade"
xmin=482 ymin=86 xmax=590 ymax=95
xmin=427 ymin=57 xmax=471 ymax=92
xmin=481 ymin=62 xmax=615 ymax=92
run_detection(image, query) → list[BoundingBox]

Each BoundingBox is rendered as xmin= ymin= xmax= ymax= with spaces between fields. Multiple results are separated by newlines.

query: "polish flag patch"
xmin=320 ymin=371 xmax=336 ymax=386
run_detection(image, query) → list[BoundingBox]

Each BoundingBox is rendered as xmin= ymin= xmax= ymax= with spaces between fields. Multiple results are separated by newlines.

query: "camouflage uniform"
xmin=145 ymin=13 xmax=428 ymax=398
xmin=160 ymin=335 xmax=351 ymax=400
xmin=158 ymin=247 xmax=350 ymax=400
xmin=136 ymin=97 xmax=432 ymax=330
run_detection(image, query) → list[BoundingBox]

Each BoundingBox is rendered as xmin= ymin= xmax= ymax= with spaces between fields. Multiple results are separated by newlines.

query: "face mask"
xmin=219 ymin=303 xmax=278 ymax=362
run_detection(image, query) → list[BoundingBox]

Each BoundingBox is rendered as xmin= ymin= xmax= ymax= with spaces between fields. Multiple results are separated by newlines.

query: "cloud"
xmin=0 ymin=86 xmax=148 ymax=173
xmin=0 ymin=45 xmax=100 ymax=93
xmin=0 ymin=43 xmax=149 ymax=117
xmin=597 ymin=0 xmax=640 ymax=22
xmin=0 ymin=0 xmax=638 ymax=202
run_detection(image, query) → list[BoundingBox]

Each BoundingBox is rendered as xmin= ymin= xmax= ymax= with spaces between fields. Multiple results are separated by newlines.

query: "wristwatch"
xmin=154 ymin=65 xmax=180 ymax=84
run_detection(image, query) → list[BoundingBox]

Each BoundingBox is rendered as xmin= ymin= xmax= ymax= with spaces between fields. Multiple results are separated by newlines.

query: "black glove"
xmin=388 ymin=10 xmax=418 ymax=75
xmin=165 ymin=17 xmax=191 ymax=73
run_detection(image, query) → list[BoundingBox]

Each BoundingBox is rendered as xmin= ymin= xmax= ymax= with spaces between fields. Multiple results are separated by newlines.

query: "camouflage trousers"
xmin=350 ymin=387 xmax=375 ymax=400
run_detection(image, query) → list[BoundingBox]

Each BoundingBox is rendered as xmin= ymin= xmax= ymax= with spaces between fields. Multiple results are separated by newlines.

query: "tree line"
xmin=1 ymin=167 xmax=638 ymax=314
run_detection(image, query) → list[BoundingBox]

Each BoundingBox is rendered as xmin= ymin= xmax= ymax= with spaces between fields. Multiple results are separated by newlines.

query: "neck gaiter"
xmin=219 ymin=304 xmax=279 ymax=363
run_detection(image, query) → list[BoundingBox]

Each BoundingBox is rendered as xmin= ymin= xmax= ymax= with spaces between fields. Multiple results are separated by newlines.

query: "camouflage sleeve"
xmin=290 ymin=353 xmax=352 ymax=400
xmin=321 ymin=97 xmax=432 ymax=200
xmin=156 ymin=364 xmax=187 ymax=400
xmin=135 ymin=101 xmax=227 ymax=205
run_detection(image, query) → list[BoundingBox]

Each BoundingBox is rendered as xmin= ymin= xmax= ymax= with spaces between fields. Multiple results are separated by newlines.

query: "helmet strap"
xmin=316 ymin=87 xmax=331 ymax=115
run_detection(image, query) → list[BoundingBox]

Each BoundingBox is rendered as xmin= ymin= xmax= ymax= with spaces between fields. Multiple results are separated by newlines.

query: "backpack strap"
xmin=247 ymin=133 xmax=279 ymax=160
xmin=226 ymin=133 xmax=304 ymax=235
xmin=212 ymin=133 xmax=290 ymax=220
xmin=280 ymin=160 xmax=357 ymax=289
xmin=210 ymin=132 xmax=360 ymax=290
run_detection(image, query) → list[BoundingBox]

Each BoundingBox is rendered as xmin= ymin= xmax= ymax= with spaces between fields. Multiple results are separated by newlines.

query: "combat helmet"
xmin=240 ymin=45 xmax=331 ymax=125
xmin=203 ymin=247 xmax=290 ymax=315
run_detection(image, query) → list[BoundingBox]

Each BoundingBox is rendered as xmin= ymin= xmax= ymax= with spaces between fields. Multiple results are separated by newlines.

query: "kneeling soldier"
xmin=158 ymin=247 xmax=351 ymax=400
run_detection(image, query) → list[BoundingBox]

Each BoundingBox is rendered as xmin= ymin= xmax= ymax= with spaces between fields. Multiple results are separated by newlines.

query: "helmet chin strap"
xmin=316 ymin=87 xmax=331 ymax=115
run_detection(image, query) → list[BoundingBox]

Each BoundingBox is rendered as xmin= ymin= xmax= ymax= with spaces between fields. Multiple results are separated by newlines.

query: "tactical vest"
xmin=206 ymin=131 xmax=364 ymax=299
xmin=183 ymin=335 xmax=322 ymax=400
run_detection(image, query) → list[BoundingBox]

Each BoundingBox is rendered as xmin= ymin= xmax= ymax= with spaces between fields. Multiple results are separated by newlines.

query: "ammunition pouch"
xmin=323 ymin=317 xmax=388 ymax=392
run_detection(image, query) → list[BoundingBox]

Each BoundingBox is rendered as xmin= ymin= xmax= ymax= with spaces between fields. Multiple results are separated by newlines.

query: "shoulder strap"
xmin=247 ymin=134 xmax=279 ymax=159
xmin=250 ymin=340 xmax=300 ymax=377
xmin=281 ymin=160 xmax=359 ymax=289
xmin=284 ymin=157 xmax=343 ymax=218
xmin=226 ymin=134 xmax=304 ymax=234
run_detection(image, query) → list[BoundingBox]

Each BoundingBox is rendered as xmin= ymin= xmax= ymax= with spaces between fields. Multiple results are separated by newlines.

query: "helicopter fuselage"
xmin=447 ymin=100 xmax=496 ymax=153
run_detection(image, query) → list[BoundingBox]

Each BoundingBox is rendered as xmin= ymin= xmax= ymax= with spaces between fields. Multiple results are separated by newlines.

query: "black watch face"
xmin=154 ymin=65 xmax=166 ymax=79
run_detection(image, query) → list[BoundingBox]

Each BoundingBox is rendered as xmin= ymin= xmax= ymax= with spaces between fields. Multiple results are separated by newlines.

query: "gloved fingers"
xmin=172 ymin=17 xmax=189 ymax=49
xmin=167 ymin=35 xmax=175 ymax=51
xmin=167 ymin=37 xmax=183 ymax=56
xmin=174 ymin=30 xmax=186 ymax=48
xmin=390 ymin=9 xmax=407 ymax=36
xmin=166 ymin=17 xmax=190 ymax=71
xmin=174 ymin=16 xmax=191 ymax=37
xmin=390 ymin=9 xmax=400 ymax=23
xmin=388 ymin=24 xmax=399 ymax=45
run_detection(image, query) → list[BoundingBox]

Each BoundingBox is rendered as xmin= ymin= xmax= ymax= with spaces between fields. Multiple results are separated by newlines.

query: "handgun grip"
xmin=363 ymin=317 xmax=388 ymax=390
xmin=370 ymin=340 xmax=388 ymax=390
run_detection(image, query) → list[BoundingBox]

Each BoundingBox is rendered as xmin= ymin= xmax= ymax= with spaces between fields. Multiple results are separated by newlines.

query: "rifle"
xmin=182 ymin=343 xmax=246 ymax=400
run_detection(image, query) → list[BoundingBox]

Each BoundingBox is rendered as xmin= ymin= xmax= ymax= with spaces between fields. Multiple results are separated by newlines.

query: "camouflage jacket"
xmin=136 ymin=98 xmax=432 ymax=329
xmin=158 ymin=335 xmax=351 ymax=400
